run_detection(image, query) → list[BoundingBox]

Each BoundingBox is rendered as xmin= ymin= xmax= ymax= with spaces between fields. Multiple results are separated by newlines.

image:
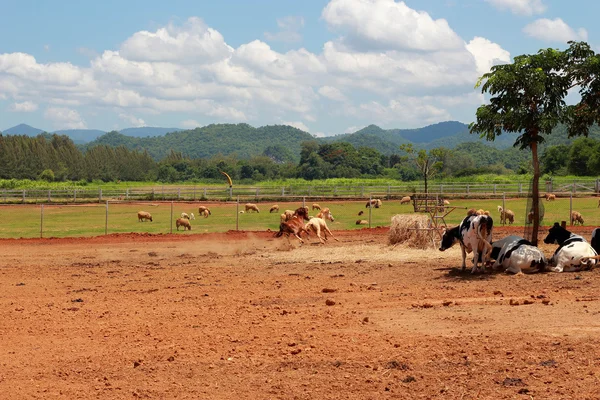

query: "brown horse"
xmin=274 ymin=207 xmax=310 ymax=244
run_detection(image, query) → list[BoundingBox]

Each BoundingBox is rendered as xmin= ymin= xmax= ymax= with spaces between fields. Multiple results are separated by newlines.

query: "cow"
xmin=274 ymin=207 xmax=310 ymax=244
xmin=439 ymin=214 xmax=494 ymax=274
xmin=543 ymin=223 xmax=597 ymax=272
xmin=592 ymin=228 xmax=600 ymax=255
xmin=489 ymin=235 xmax=546 ymax=274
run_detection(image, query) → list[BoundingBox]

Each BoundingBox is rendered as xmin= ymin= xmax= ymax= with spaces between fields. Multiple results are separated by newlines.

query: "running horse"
xmin=274 ymin=207 xmax=310 ymax=244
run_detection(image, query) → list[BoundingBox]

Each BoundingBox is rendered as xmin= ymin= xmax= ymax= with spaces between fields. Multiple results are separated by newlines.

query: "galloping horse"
xmin=274 ymin=207 xmax=310 ymax=244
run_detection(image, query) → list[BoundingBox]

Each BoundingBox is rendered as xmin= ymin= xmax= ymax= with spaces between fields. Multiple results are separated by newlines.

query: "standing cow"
xmin=439 ymin=214 xmax=494 ymax=273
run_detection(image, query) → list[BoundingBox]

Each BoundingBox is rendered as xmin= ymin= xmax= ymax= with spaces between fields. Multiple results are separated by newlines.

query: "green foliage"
xmin=39 ymin=169 xmax=55 ymax=182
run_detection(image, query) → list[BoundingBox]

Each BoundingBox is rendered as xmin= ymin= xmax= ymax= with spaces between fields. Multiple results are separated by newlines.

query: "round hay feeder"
xmin=388 ymin=214 xmax=436 ymax=249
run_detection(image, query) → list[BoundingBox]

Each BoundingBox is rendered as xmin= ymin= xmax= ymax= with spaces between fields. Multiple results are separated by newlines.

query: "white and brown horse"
xmin=274 ymin=207 xmax=310 ymax=244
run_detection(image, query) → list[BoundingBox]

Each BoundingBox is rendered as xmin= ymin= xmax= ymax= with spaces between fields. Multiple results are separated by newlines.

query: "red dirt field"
xmin=1 ymin=226 xmax=600 ymax=399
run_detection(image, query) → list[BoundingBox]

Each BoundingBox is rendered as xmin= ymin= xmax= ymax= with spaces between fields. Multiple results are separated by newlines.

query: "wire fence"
xmin=1 ymin=179 xmax=599 ymax=204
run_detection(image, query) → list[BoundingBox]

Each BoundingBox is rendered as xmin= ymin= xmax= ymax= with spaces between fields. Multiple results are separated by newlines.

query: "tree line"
xmin=0 ymin=130 xmax=596 ymax=184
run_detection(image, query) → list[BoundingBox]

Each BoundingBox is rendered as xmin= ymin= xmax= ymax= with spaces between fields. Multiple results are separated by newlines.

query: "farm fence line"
xmin=1 ymin=179 xmax=600 ymax=204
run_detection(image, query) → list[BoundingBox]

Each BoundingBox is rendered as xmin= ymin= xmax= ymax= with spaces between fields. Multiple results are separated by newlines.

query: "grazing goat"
xmin=571 ymin=211 xmax=584 ymax=226
xmin=198 ymin=206 xmax=211 ymax=216
xmin=305 ymin=217 xmax=338 ymax=244
xmin=138 ymin=211 xmax=153 ymax=222
xmin=365 ymin=199 xmax=383 ymax=208
xmin=497 ymin=206 xmax=515 ymax=224
xmin=245 ymin=203 xmax=260 ymax=213
xmin=269 ymin=205 xmax=279 ymax=213
xmin=312 ymin=203 xmax=321 ymax=211
xmin=443 ymin=199 xmax=450 ymax=205
xmin=316 ymin=207 xmax=334 ymax=222
xmin=356 ymin=219 xmax=368 ymax=225
xmin=176 ymin=218 xmax=192 ymax=231
xmin=545 ymin=193 xmax=556 ymax=201
xmin=400 ymin=196 xmax=411 ymax=205
xmin=274 ymin=207 xmax=310 ymax=244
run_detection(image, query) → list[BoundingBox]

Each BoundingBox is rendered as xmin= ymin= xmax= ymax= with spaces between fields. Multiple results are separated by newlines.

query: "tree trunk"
xmin=531 ymin=136 xmax=540 ymax=246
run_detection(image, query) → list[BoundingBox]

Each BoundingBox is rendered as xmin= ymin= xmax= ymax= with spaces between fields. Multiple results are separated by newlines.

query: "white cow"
xmin=543 ymin=223 xmax=597 ymax=272
xmin=490 ymin=236 xmax=546 ymax=274
xmin=439 ymin=214 xmax=494 ymax=273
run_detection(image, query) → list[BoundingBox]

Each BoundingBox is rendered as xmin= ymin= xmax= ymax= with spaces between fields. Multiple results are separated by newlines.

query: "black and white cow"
xmin=591 ymin=228 xmax=600 ymax=255
xmin=439 ymin=214 xmax=493 ymax=273
xmin=490 ymin=235 xmax=546 ymax=274
xmin=543 ymin=223 xmax=597 ymax=272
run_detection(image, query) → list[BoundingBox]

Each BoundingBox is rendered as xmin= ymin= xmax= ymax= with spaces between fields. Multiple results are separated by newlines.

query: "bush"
xmin=39 ymin=169 xmax=55 ymax=182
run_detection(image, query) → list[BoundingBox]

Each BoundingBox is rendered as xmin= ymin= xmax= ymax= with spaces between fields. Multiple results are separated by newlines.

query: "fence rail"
xmin=1 ymin=180 xmax=599 ymax=204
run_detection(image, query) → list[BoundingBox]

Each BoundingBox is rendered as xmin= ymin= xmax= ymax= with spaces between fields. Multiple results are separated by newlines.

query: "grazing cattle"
xmin=245 ymin=203 xmax=260 ymax=213
xmin=358 ymin=210 xmax=364 ymax=216
xmin=497 ymin=206 xmax=515 ymax=224
xmin=545 ymin=193 xmax=556 ymax=201
xmin=439 ymin=214 xmax=494 ymax=273
xmin=305 ymin=217 xmax=338 ymax=244
xmin=543 ymin=223 xmax=597 ymax=272
xmin=175 ymin=218 xmax=192 ymax=231
xmin=137 ymin=211 xmax=153 ymax=222
xmin=312 ymin=203 xmax=321 ymax=211
xmin=571 ymin=211 xmax=584 ymax=226
xmin=356 ymin=219 xmax=368 ymax=225
xmin=490 ymin=236 xmax=546 ymax=274
xmin=198 ymin=206 xmax=211 ymax=216
xmin=316 ymin=207 xmax=334 ymax=222
xmin=274 ymin=207 xmax=310 ymax=244
xmin=269 ymin=205 xmax=279 ymax=213
xmin=365 ymin=199 xmax=383 ymax=208
xmin=400 ymin=196 xmax=411 ymax=205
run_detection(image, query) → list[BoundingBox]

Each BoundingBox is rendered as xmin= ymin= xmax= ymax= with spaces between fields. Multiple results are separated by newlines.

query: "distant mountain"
xmin=54 ymin=129 xmax=106 ymax=144
xmin=119 ymin=127 xmax=184 ymax=137
xmin=397 ymin=121 xmax=469 ymax=143
xmin=85 ymin=123 xmax=315 ymax=162
xmin=4 ymin=123 xmax=44 ymax=136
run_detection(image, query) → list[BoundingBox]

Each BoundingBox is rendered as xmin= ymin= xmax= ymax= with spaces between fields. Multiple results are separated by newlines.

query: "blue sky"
xmin=1 ymin=0 xmax=598 ymax=136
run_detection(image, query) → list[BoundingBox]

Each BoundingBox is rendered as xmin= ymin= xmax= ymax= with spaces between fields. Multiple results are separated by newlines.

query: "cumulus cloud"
xmin=282 ymin=121 xmax=310 ymax=132
xmin=9 ymin=101 xmax=38 ymax=112
xmin=523 ymin=18 xmax=588 ymax=42
xmin=0 ymin=3 xmax=511 ymax=131
xmin=119 ymin=113 xmax=146 ymax=127
xmin=44 ymin=107 xmax=86 ymax=129
xmin=322 ymin=0 xmax=464 ymax=51
xmin=485 ymin=0 xmax=546 ymax=16
xmin=264 ymin=16 xmax=305 ymax=43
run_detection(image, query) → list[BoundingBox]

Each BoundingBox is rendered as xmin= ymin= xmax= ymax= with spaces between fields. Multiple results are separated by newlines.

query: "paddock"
xmin=0 ymin=226 xmax=599 ymax=398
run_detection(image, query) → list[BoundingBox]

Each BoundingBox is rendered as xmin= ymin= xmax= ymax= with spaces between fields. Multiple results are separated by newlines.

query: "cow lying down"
xmin=489 ymin=235 xmax=546 ymax=274
xmin=544 ymin=223 xmax=597 ymax=272
xmin=439 ymin=214 xmax=493 ymax=273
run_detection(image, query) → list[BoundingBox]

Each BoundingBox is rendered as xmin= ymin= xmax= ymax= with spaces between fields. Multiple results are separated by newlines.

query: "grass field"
xmin=0 ymin=196 xmax=597 ymax=239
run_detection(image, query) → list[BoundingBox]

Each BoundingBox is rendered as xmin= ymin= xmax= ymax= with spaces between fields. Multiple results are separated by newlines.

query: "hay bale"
xmin=388 ymin=214 xmax=434 ymax=249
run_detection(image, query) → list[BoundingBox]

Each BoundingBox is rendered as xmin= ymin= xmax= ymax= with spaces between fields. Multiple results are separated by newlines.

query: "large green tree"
xmin=399 ymin=144 xmax=444 ymax=194
xmin=470 ymin=45 xmax=576 ymax=244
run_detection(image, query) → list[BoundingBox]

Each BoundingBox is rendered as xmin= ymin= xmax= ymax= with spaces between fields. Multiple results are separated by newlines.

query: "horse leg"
xmin=324 ymin=226 xmax=339 ymax=242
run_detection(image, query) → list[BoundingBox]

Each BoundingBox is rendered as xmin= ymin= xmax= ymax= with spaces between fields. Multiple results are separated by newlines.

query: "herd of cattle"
xmin=439 ymin=212 xmax=600 ymax=274
xmin=134 ymin=197 xmax=600 ymax=274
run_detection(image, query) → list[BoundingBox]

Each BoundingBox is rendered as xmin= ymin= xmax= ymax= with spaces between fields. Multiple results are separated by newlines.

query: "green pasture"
xmin=0 ymin=197 xmax=597 ymax=239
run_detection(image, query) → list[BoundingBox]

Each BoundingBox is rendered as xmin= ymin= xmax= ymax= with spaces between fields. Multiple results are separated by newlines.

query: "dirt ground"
xmin=1 ymin=226 xmax=600 ymax=399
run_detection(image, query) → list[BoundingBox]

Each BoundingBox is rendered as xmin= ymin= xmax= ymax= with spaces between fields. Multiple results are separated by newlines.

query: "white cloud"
xmin=322 ymin=0 xmax=464 ymax=51
xmin=356 ymin=97 xmax=452 ymax=126
xmin=523 ymin=18 xmax=588 ymax=42
xmin=466 ymin=37 xmax=511 ymax=75
xmin=264 ymin=16 xmax=305 ymax=43
xmin=485 ymin=0 xmax=546 ymax=16
xmin=318 ymin=86 xmax=347 ymax=102
xmin=44 ymin=107 xmax=86 ymax=129
xmin=9 ymin=101 xmax=38 ymax=112
xmin=119 ymin=113 xmax=146 ymax=127
xmin=282 ymin=121 xmax=310 ymax=132
xmin=181 ymin=119 xmax=200 ymax=129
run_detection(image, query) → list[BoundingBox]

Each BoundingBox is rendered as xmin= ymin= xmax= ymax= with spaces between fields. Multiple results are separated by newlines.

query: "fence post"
xmin=303 ymin=197 xmax=306 ymax=208
xmin=236 ymin=196 xmax=239 ymax=231
xmin=368 ymin=194 xmax=372 ymax=228
xmin=193 ymin=186 xmax=196 ymax=201
xmin=170 ymin=201 xmax=173 ymax=234
xmin=126 ymin=188 xmax=129 ymax=200
xmin=48 ymin=190 xmax=51 ymax=203
xmin=502 ymin=193 xmax=506 ymax=226
xmin=281 ymin=187 xmax=285 ymax=197
xmin=229 ymin=186 xmax=233 ymax=200
xmin=255 ymin=188 xmax=259 ymax=201
xmin=466 ymin=185 xmax=470 ymax=197
xmin=387 ymin=185 xmax=391 ymax=200
xmin=105 ymin=200 xmax=109 ymax=235
xmin=570 ymin=192 xmax=573 ymax=226
xmin=493 ymin=184 xmax=496 ymax=195
xmin=203 ymin=188 xmax=207 ymax=199
xmin=99 ymin=188 xmax=102 ymax=202
xmin=152 ymin=188 xmax=155 ymax=200
xmin=440 ymin=184 xmax=443 ymax=194
xmin=361 ymin=186 xmax=364 ymax=197
xmin=40 ymin=204 xmax=44 ymax=238
xmin=519 ymin=183 xmax=522 ymax=194
xmin=178 ymin=188 xmax=181 ymax=200
xmin=74 ymin=189 xmax=77 ymax=203
xmin=22 ymin=190 xmax=25 ymax=203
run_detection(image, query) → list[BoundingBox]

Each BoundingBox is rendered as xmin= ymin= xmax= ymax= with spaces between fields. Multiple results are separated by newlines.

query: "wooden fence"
xmin=1 ymin=180 xmax=599 ymax=204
